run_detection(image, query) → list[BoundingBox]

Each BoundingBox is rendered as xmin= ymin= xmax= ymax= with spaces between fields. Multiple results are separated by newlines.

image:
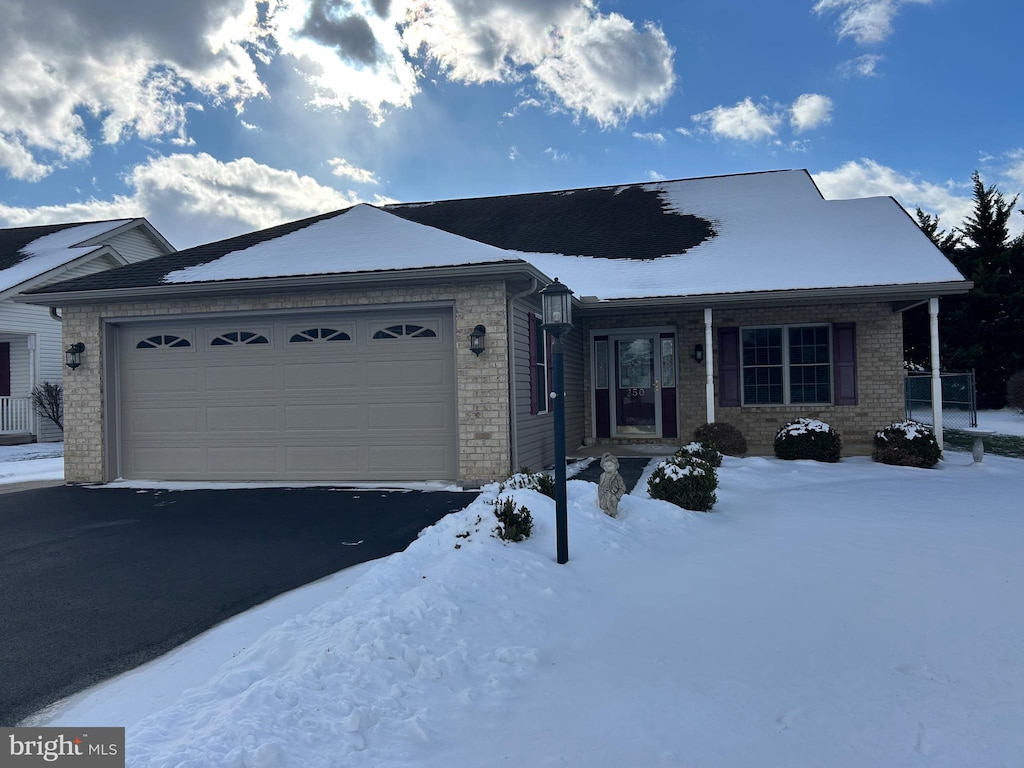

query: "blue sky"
xmin=0 ymin=0 xmax=1021 ymax=249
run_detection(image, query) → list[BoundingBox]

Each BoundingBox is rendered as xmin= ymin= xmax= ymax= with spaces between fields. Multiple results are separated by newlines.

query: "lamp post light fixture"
xmin=64 ymin=342 xmax=85 ymax=370
xmin=469 ymin=324 xmax=487 ymax=356
xmin=539 ymin=278 xmax=573 ymax=565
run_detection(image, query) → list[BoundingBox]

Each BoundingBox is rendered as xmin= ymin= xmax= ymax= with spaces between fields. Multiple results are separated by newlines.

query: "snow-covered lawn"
xmin=977 ymin=408 xmax=1024 ymax=436
xmin=21 ymin=451 xmax=1024 ymax=768
xmin=0 ymin=442 xmax=62 ymax=486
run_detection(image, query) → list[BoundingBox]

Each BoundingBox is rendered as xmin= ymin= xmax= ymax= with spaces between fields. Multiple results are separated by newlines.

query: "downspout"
xmin=507 ymin=278 xmax=539 ymax=474
xmin=704 ymin=307 xmax=715 ymax=424
xmin=49 ymin=307 xmax=62 ymax=322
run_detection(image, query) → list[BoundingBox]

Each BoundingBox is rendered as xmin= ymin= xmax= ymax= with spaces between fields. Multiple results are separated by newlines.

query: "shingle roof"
xmin=21 ymin=208 xmax=350 ymax=294
xmin=0 ymin=221 xmax=113 ymax=272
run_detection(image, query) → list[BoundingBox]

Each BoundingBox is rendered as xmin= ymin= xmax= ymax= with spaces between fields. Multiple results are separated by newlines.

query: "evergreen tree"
xmin=939 ymin=173 xmax=1023 ymax=408
xmin=904 ymin=209 xmax=961 ymax=367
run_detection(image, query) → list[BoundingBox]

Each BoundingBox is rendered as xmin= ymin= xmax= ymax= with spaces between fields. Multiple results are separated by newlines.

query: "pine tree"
xmin=940 ymin=173 xmax=1023 ymax=408
xmin=904 ymin=209 xmax=962 ymax=367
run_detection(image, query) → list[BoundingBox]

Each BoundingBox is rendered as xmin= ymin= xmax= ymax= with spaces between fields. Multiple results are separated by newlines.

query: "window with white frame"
xmin=741 ymin=325 xmax=831 ymax=405
xmin=533 ymin=316 xmax=550 ymax=414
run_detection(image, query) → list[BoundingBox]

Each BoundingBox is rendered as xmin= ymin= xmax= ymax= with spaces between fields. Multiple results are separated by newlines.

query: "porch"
xmin=0 ymin=396 xmax=34 ymax=444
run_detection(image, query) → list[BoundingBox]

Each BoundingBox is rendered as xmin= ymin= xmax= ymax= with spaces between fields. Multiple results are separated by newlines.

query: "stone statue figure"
xmin=598 ymin=452 xmax=626 ymax=518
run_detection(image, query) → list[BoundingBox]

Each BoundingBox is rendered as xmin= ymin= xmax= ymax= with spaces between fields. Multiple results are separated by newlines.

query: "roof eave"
xmin=13 ymin=260 xmax=551 ymax=306
xmin=575 ymin=280 xmax=974 ymax=314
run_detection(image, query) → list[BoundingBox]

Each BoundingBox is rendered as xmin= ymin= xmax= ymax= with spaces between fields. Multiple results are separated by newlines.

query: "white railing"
xmin=1 ymin=396 xmax=33 ymax=434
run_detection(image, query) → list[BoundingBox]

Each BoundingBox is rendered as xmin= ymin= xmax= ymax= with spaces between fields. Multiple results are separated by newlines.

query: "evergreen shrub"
xmin=872 ymin=421 xmax=941 ymax=468
xmin=501 ymin=468 xmax=556 ymax=499
xmin=774 ymin=418 xmax=842 ymax=463
xmin=693 ymin=422 xmax=748 ymax=456
xmin=491 ymin=497 xmax=534 ymax=542
xmin=1008 ymin=371 xmax=1024 ymax=414
xmin=647 ymin=454 xmax=718 ymax=512
xmin=675 ymin=441 xmax=723 ymax=468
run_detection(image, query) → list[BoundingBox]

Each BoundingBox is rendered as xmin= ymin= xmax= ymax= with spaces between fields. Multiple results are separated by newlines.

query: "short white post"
xmin=704 ymin=308 xmax=715 ymax=424
xmin=929 ymin=298 xmax=943 ymax=450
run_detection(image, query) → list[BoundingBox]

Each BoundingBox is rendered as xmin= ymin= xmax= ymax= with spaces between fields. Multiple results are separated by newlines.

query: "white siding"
xmin=44 ymin=254 xmax=122 ymax=284
xmin=0 ymin=301 xmax=64 ymax=440
xmin=107 ymin=227 xmax=170 ymax=263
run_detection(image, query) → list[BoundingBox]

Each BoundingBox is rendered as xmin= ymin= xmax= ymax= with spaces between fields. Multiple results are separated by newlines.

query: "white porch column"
xmin=704 ymin=307 xmax=715 ymax=424
xmin=929 ymin=297 xmax=943 ymax=450
xmin=27 ymin=335 xmax=37 ymax=435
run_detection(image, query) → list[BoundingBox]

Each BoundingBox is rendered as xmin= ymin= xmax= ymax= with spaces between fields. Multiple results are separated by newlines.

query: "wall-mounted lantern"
xmin=470 ymin=325 xmax=487 ymax=356
xmin=65 ymin=342 xmax=85 ymax=370
xmin=693 ymin=343 xmax=704 ymax=364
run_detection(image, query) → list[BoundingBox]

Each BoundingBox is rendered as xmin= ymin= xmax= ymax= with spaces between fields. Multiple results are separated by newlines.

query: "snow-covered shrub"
xmin=675 ymin=441 xmax=723 ymax=468
xmin=491 ymin=497 xmax=534 ymax=542
xmin=693 ymin=422 xmax=747 ymax=456
xmin=773 ymin=418 xmax=842 ymax=463
xmin=501 ymin=468 xmax=555 ymax=499
xmin=1007 ymin=370 xmax=1024 ymax=415
xmin=647 ymin=455 xmax=718 ymax=512
xmin=872 ymin=421 xmax=941 ymax=468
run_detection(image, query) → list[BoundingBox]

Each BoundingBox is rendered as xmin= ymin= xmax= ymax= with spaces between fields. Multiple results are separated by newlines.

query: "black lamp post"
xmin=539 ymin=278 xmax=573 ymax=565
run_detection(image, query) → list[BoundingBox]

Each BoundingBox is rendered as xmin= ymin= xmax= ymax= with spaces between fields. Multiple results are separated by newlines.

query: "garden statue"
xmin=598 ymin=452 xmax=626 ymax=518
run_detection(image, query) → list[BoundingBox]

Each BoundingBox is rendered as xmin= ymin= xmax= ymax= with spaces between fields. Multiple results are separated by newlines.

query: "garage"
xmin=116 ymin=309 xmax=457 ymax=482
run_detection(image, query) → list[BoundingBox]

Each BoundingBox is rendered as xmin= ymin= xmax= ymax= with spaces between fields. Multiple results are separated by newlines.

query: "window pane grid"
xmin=742 ymin=325 xmax=832 ymax=405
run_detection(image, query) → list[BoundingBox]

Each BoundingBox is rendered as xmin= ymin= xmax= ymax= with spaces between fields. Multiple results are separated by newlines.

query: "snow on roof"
xmin=162 ymin=205 xmax=520 ymax=283
xmin=154 ymin=171 xmax=967 ymax=300
xmin=0 ymin=219 xmax=133 ymax=294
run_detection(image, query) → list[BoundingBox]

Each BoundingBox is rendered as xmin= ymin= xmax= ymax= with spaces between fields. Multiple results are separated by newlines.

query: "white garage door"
xmin=117 ymin=310 xmax=457 ymax=481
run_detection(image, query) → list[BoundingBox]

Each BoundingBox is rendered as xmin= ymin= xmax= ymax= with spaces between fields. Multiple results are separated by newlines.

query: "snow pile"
xmin=37 ymin=454 xmax=1024 ymax=767
xmin=875 ymin=420 xmax=930 ymax=441
xmin=776 ymin=417 xmax=832 ymax=437
xmin=0 ymin=442 xmax=63 ymax=485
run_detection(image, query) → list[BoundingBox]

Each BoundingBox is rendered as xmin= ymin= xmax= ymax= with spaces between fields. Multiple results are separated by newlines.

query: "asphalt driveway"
xmin=0 ymin=484 xmax=474 ymax=726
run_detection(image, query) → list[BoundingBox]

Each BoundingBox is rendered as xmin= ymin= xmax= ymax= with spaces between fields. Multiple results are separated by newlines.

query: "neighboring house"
xmin=17 ymin=170 xmax=969 ymax=485
xmin=1 ymin=220 xmax=174 ymax=444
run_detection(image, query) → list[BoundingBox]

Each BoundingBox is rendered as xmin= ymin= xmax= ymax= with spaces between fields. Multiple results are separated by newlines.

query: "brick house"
xmin=18 ymin=170 xmax=969 ymax=486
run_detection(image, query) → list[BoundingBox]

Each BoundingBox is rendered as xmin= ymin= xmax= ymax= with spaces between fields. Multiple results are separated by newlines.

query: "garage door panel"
xmin=367 ymin=402 xmax=451 ymax=430
xmin=127 ymin=367 xmax=199 ymax=395
xmin=284 ymin=362 xmax=362 ymax=389
xmin=367 ymin=443 xmax=453 ymax=474
xmin=206 ymin=365 xmax=277 ymax=392
xmin=119 ymin=310 xmax=457 ymax=482
xmin=129 ymin=447 xmax=202 ymax=474
xmin=206 ymin=405 xmax=279 ymax=432
xmin=207 ymin=446 xmax=278 ymax=473
xmin=367 ymin=359 xmax=448 ymax=387
xmin=127 ymin=407 xmax=201 ymax=434
xmin=285 ymin=404 xmax=363 ymax=431
xmin=286 ymin=446 xmax=362 ymax=473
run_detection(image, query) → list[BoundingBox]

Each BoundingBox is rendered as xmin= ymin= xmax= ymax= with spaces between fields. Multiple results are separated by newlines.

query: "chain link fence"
xmin=905 ymin=371 xmax=977 ymax=430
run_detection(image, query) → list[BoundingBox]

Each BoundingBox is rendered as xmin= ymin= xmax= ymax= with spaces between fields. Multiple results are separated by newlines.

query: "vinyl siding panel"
xmin=513 ymin=296 xmax=585 ymax=472
xmin=107 ymin=227 xmax=170 ymax=263
xmin=0 ymin=300 xmax=63 ymax=440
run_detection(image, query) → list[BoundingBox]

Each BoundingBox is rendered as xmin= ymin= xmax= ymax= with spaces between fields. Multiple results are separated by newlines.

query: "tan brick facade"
xmin=580 ymin=301 xmax=904 ymax=454
xmin=61 ymin=281 xmax=511 ymax=486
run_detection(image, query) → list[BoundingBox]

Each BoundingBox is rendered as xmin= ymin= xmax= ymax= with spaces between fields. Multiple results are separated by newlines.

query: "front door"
xmin=615 ymin=336 xmax=658 ymax=435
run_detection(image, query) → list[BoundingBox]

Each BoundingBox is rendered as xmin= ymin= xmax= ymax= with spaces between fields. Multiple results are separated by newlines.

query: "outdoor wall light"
xmin=470 ymin=325 xmax=487 ymax=356
xmin=693 ymin=343 xmax=704 ymax=364
xmin=65 ymin=342 xmax=85 ymax=370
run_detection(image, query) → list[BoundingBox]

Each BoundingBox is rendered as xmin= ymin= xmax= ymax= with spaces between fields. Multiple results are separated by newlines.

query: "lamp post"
xmin=539 ymin=278 xmax=573 ymax=565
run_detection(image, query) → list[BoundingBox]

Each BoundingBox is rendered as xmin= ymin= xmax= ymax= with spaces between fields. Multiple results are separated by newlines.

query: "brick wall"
xmin=61 ymin=281 xmax=511 ymax=486
xmin=579 ymin=301 xmax=905 ymax=453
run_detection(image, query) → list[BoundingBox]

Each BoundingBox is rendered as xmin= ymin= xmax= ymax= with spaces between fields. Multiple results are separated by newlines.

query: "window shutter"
xmin=718 ymin=327 xmax=740 ymax=407
xmin=528 ymin=312 xmax=538 ymax=415
xmin=833 ymin=322 xmax=858 ymax=406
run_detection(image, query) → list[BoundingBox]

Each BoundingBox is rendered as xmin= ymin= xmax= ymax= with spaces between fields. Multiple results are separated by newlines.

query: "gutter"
xmin=49 ymin=307 xmax=61 ymax=321
xmin=506 ymin=278 xmax=539 ymax=474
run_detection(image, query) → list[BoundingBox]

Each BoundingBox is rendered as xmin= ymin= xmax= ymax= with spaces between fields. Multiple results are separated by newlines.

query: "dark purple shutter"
xmin=718 ymin=327 xmax=740 ymax=407
xmin=0 ymin=342 xmax=10 ymax=397
xmin=833 ymin=322 xmax=858 ymax=406
xmin=528 ymin=313 xmax=538 ymax=415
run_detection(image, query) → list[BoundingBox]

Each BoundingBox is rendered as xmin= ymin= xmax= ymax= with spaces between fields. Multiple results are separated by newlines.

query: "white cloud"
xmin=790 ymin=94 xmax=833 ymax=133
xmin=0 ymin=133 xmax=51 ymax=181
xmin=0 ymin=153 xmax=363 ymax=249
xmin=839 ymin=53 xmax=884 ymax=78
xmin=632 ymin=132 xmax=666 ymax=145
xmin=813 ymin=158 xmax=975 ymax=232
xmin=328 ymin=157 xmax=380 ymax=184
xmin=692 ymin=98 xmax=780 ymax=141
xmin=404 ymin=1 xmax=676 ymax=128
xmin=509 ymin=146 xmax=520 ymax=161
xmin=1002 ymin=149 xmax=1024 ymax=188
xmin=647 ymin=170 xmax=666 ymax=181
xmin=812 ymin=0 xmax=935 ymax=45
xmin=544 ymin=147 xmax=569 ymax=162
xmin=674 ymin=127 xmax=692 ymax=137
